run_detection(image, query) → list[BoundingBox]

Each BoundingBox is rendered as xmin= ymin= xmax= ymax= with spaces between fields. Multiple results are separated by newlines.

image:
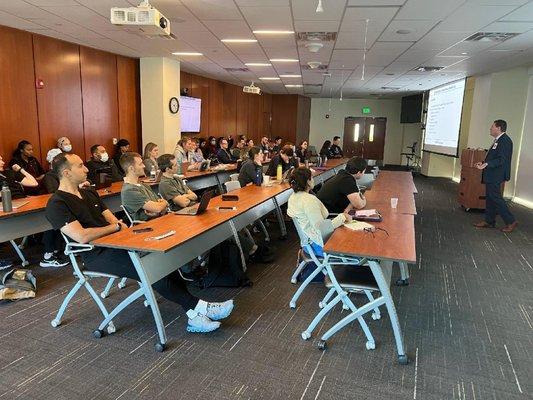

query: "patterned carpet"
xmin=0 ymin=175 xmax=531 ymax=400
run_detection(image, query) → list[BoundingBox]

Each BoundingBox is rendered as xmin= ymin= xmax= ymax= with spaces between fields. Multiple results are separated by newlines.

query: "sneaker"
xmin=0 ymin=259 xmax=14 ymax=270
xmin=39 ymin=255 xmax=69 ymax=268
xmin=205 ymin=300 xmax=234 ymax=321
xmin=186 ymin=313 xmax=221 ymax=333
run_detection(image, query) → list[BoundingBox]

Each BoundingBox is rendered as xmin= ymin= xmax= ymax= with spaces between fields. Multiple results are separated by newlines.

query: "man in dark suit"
xmin=474 ymin=119 xmax=517 ymax=233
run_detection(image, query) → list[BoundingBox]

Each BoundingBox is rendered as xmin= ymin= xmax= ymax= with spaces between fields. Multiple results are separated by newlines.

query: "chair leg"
xmin=100 ymin=278 xmax=116 ymax=299
xmin=319 ymin=287 xmax=335 ymax=308
xmin=302 ymin=292 xmax=344 ymax=340
xmin=10 ymin=240 xmax=29 ymax=267
xmin=257 ymin=220 xmax=270 ymax=242
xmin=289 ymin=265 xmax=324 ymax=309
xmin=51 ymin=279 xmax=84 ymax=327
xmin=364 ymin=290 xmax=381 ymax=320
xmin=291 ymin=260 xmax=307 ymax=284
xmin=118 ymin=277 xmax=127 ymax=289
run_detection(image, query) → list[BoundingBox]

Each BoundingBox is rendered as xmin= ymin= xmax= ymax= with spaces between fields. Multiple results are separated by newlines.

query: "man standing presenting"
xmin=474 ymin=119 xmax=517 ymax=233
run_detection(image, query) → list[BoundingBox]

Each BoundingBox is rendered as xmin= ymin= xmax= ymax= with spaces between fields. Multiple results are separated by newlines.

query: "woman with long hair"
xmin=143 ymin=142 xmax=159 ymax=177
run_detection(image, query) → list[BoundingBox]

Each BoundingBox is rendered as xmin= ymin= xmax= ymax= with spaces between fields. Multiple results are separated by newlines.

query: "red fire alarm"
xmin=36 ymin=78 xmax=44 ymax=89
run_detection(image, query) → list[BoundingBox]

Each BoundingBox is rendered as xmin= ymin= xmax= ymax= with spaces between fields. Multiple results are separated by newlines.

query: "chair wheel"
xmin=93 ymin=329 xmax=104 ymax=339
xmin=318 ymin=302 xmax=325 ymax=309
xmin=395 ymin=278 xmax=409 ymax=286
xmin=100 ymin=292 xmax=108 ymax=299
xmin=290 ymin=278 xmax=297 ymax=284
xmin=51 ymin=319 xmax=60 ymax=328
xmin=398 ymin=355 xmax=409 ymax=365
xmin=365 ymin=341 xmax=376 ymax=350
xmin=371 ymin=312 xmax=381 ymax=320
xmin=301 ymin=331 xmax=311 ymax=340
xmin=342 ymin=303 xmax=349 ymax=310
xmin=289 ymin=301 xmax=296 ymax=309
xmin=107 ymin=322 xmax=116 ymax=334
xmin=155 ymin=342 xmax=166 ymax=352
xmin=318 ymin=340 xmax=327 ymax=351
xmin=144 ymin=300 xmax=150 ymax=307
xmin=21 ymin=261 xmax=29 ymax=267
xmin=118 ymin=282 xmax=126 ymax=289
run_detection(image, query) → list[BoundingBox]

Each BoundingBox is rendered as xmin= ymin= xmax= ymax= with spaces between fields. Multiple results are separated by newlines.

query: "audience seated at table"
xmin=319 ymin=140 xmax=331 ymax=158
xmin=190 ymin=139 xmax=205 ymax=163
xmin=329 ymin=136 xmax=344 ymax=158
xmin=113 ymin=139 xmax=130 ymax=176
xmin=86 ymin=144 xmax=122 ymax=184
xmin=287 ymin=167 xmax=352 ymax=257
xmin=265 ymin=145 xmax=299 ymax=177
xmin=45 ymin=152 xmax=233 ymax=333
xmin=317 ymin=157 xmax=367 ymax=213
xmin=238 ymin=147 xmax=263 ymax=188
xmin=157 ymin=154 xmax=198 ymax=211
xmin=142 ymin=142 xmax=159 ymax=177
xmin=9 ymin=140 xmax=45 ymax=195
xmin=217 ymin=138 xmax=238 ymax=164
xmin=46 ymin=137 xmax=72 ymax=166
xmin=296 ymin=140 xmax=309 ymax=164
xmin=174 ymin=137 xmax=195 ymax=164
xmin=260 ymin=136 xmax=270 ymax=155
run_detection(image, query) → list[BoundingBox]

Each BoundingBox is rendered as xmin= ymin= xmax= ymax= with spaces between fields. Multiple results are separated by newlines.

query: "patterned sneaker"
xmin=205 ymin=300 xmax=234 ymax=321
xmin=186 ymin=313 xmax=221 ymax=333
xmin=0 ymin=259 xmax=14 ymax=270
xmin=39 ymin=254 xmax=69 ymax=268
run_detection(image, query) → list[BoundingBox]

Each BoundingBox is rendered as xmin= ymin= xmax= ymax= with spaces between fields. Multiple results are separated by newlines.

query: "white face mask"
xmin=62 ymin=145 xmax=72 ymax=153
xmin=100 ymin=152 xmax=109 ymax=162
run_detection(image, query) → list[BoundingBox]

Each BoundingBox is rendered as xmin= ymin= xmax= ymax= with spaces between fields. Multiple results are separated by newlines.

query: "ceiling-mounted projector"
xmin=243 ymin=82 xmax=261 ymax=95
xmin=110 ymin=1 xmax=170 ymax=37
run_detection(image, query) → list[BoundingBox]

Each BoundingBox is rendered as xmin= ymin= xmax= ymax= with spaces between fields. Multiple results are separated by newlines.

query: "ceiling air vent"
xmin=296 ymin=32 xmax=337 ymax=42
xmin=304 ymin=84 xmax=323 ymax=94
xmin=413 ymin=66 xmax=444 ymax=72
xmin=381 ymin=86 xmax=401 ymax=90
xmin=224 ymin=67 xmax=250 ymax=72
xmin=301 ymin=64 xmax=328 ymax=71
xmin=465 ymin=32 xmax=519 ymax=43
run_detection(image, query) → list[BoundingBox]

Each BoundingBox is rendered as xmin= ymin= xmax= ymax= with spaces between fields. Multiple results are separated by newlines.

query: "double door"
xmin=342 ymin=117 xmax=387 ymax=161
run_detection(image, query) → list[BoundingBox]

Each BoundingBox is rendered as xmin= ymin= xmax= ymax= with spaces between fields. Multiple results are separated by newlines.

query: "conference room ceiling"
xmin=2 ymin=0 xmax=533 ymax=98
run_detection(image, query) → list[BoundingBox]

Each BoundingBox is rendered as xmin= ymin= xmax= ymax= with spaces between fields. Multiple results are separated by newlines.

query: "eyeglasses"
xmin=363 ymin=227 xmax=389 ymax=238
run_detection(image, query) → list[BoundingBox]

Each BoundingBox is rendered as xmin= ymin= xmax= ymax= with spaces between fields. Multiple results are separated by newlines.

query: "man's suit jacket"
xmin=482 ymin=133 xmax=513 ymax=184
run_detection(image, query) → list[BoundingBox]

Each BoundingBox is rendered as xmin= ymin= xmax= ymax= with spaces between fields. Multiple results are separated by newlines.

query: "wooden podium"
xmin=458 ymin=148 xmax=487 ymax=210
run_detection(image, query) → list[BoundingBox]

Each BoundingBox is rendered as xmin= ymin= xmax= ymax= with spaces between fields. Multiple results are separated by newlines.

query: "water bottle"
xmin=177 ymin=159 xmax=182 ymax=174
xmin=324 ymin=156 xmax=328 ymax=166
xmin=317 ymin=156 xmax=322 ymax=167
xmin=255 ymin=167 xmax=262 ymax=186
xmin=1 ymin=183 xmax=12 ymax=213
xmin=276 ymin=163 xmax=283 ymax=181
xmin=304 ymin=160 xmax=309 ymax=169
xmin=150 ymin=164 xmax=157 ymax=180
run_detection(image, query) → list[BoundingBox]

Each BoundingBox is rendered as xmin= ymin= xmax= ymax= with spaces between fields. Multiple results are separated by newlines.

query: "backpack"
xmin=0 ymin=269 xmax=37 ymax=301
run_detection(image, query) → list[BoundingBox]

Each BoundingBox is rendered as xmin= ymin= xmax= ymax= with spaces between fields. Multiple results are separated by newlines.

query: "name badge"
xmin=492 ymin=142 xmax=498 ymax=150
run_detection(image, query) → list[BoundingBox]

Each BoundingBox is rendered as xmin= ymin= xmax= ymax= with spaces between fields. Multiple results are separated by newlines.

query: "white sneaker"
xmin=186 ymin=312 xmax=221 ymax=333
xmin=203 ymin=300 xmax=234 ymax=321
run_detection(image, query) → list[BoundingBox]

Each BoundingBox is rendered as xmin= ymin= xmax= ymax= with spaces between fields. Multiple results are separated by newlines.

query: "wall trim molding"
xmin=512 ymin=196 xmax=533 ymax=209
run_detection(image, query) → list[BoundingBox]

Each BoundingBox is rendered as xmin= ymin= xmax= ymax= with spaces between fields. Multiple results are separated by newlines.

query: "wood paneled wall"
xmin=0 ymin=25 xmax=141 ymax=165
xmin=180 ymin=71 xmax=276 ymax=144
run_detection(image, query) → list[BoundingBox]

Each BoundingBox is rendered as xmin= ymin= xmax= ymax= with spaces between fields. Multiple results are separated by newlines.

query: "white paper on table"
xmin=355 ymin=209 xmax=377 ymax=217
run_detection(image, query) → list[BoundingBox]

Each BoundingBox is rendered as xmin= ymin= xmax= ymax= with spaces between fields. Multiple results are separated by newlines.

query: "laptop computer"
xmin=173 ymin=190 xmax=214 ymax=215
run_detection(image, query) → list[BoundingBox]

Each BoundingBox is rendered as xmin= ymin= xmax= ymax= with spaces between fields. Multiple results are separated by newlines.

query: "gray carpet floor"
xmin=0 ymin=176 xmax=531 ymax=400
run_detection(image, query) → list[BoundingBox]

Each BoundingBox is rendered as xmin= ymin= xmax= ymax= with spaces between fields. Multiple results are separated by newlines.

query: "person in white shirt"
xmin=287 ymin=167 xmax=352 ymax=256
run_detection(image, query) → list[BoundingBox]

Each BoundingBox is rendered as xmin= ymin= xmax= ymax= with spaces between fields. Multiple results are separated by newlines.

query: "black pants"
xmin=42 ymin=230 xmax=62 ymax=254
xmin=485 ymin=182 xmax=515 ymax=225
xmin=83 ymin=248 xmax=199 ymax=311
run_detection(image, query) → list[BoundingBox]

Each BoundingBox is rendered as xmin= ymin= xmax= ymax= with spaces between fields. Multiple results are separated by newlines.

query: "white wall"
xmin=309 ymin=98 xmax=418 ymax=165
xmin=140 ymin=57 xmax=181 ymax=154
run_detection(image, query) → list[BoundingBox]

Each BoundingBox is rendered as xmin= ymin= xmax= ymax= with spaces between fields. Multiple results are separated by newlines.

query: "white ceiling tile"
xmin=481 ymin=21 xmax=533 ymax=33
xmin=25 ymin=0 xmax=78 ymax=5
xmin=0 ymin=0 xmax=52 ymax=19
xmin=438 ymin=4 xmax=519 ymax=31
xmin=294 ymin=20 xmax=341 ymax=32
xmin=491 ymin=30 xmax=533 ymax=50
xmin=395 ymin=0 xmax=465 ymax=20
xmin=0 ymin=10 xmax=49 ymax=30
xmin=171 ymin=18 xmax=209 ymax=33
xmin=380 ymin=20 xmax=438 ymax=42
xmin=341 ymin=7 xmax=399 ymax=30
xmin=235 ymin=0 xmax=289 ymax=5
xmin=365 ymin=41 xmax=413 ymax=66
xmin=412 ymin=30 xmax=472 ymax=51
xmin=203 ymin=20 xmax=251 ymax=39
xmin=181 ymin=0 xmax=242 ymax=20
xmin=348 ymin=0 xmax=405 ymax=4
xmin=240 ymin=6 xmax=293 ymax=30
xmin=178 ymin=30 xmax=225 ymax=48
xmin=500 ymin=1 xmax=533 ymax=22
xmin=259 ymin=35 xmax=296 ymax=48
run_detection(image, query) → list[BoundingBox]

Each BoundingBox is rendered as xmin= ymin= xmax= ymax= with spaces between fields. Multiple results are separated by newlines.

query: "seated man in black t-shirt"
xmin=329 ymin=136 xmax=344 ymax=158
xmin=45 ymin=152 xmax=234 ymax=333
xmin=86 ymin=144 xmax=122 ymax=184
xmin=317 ymin=157 xmax=367 ymax=213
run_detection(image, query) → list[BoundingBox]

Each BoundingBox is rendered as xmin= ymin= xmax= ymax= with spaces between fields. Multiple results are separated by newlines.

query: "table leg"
xmin=229 ymin=220 xmax=247 ymax=272
xmin=396 ymin=262 xmax=410 ymax=286
xmin=215 ymin=174 xmax=225 ymax=194
xmin=273 ymin=197 xmax=287 ymax=239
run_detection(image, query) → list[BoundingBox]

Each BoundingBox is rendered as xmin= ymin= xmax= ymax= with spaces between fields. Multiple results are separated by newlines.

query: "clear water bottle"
xmin=1 ymin=183 xmax=12 ymax=213
xmin=324 ymin=156 xmax=328 ymax=166
xmin=177 ymin=159 xmax=182 ymax=174
xmin=150 ymin=164 xmax=157 ymax=180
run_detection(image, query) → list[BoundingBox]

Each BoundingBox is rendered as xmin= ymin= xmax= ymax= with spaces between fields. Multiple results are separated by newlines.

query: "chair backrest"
xmin=120 ymin=204 xmax=145 ymax=226
xmin=225 ymin=180 xmax=241 ymax=193
xmin=230 ymin=173 xmax=239 ymax=181
xmin=291 ymin=217 xmax=324 ymax=265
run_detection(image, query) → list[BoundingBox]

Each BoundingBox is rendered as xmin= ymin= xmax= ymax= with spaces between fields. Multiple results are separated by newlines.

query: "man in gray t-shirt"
xmin=120 ymin=152 xmax=169 ymax=222
xmin=158 ymin=155 xmax=198 ymax=211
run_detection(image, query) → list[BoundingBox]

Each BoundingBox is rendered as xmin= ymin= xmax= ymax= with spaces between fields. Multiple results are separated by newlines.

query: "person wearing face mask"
xmin=46 ymin=137 xmax=72 ymax=167
xmin=9 ymin=140 xmax=45 ymax=195
xmin=287 ymin=167 xmax=352 ymax=257
xmin=113 ymin=139 xmax=130 ymax=176
xmin=86 ymin=144 xmax=122 ymax=184
xmin=204 ymin=136 xmax=217 ymax=158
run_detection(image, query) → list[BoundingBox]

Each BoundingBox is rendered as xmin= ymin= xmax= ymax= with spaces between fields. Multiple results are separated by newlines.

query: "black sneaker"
xmin=39 ymin=255 xmax=69 ymax=268
xmin=0 ymin=259 xmax=14 ymax=270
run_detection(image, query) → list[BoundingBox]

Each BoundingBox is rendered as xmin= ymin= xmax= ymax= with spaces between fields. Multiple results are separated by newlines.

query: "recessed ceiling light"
xmin=285 ymin=84 xmax=303 ymax=88
xmin=259 ymin=77 xmax=280 ymax=80
xmin=279 ymin=74 xmax=301 ymax=78
xmin=245 ymin=63 xmax=271 ymax=66
xmin=385 ymin=73 xmax=395 ymax=76
xmin=270 ymin=58 xmax=299 ymax=62
xmin=396 ymin=29 xmax=412 ymax=35
xmin=253 ymin=30 xmax=294 ymax=35
xmin=461 ymin=52 xmax=468 ymax=55
xmin=221 ymin=39 xmax=257 ymax=43
xmin=172 ymin=52 xmax=203 ymax=56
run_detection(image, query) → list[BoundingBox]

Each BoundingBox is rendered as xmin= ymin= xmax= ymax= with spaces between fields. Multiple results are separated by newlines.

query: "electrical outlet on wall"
xmin=112 ymin=138 xmax=118 ymax=145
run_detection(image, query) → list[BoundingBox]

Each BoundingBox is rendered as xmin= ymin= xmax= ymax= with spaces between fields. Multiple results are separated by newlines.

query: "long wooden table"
xmin=0 ymin=165 xmax=239 ymax=243
xmin=88 ymin=159 xmax=348 ymax=351
xmin=314 ymin=169 xmax=417 ymax=364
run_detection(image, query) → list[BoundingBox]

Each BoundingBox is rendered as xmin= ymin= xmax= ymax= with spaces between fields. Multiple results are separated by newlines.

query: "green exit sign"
xmin=362 ymin=107 xmax=371 ymax=114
